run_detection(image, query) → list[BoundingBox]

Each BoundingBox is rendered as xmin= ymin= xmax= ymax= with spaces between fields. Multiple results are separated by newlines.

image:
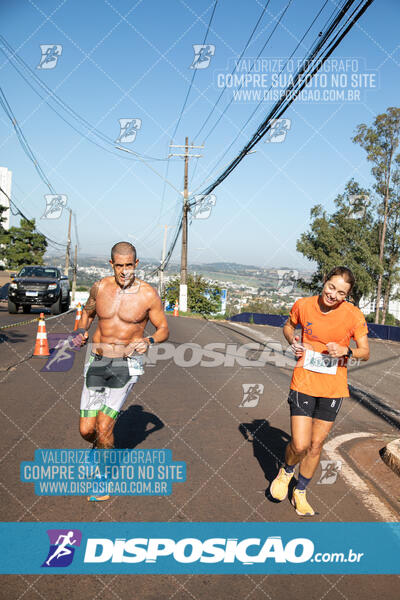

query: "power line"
xmin=158 ymin=0 xmax=374 ymax=273
xmin=0 ymin=185 xmax=67 ymax=248
xmin=0 ymin=34 xmax=168 ymax=163
xmin=170 ymin=0 xmax=218 ymax=143
xmin=193 ymin=0 xmax=330 ymax=192
xmin=198 ymin=0 xmax=294 ymax=145
xmin=190 ymin=0 xmax=374 ymax=207
xmin=0 ymin=86 xmax=56 ymax=194
xmin=152 ymin=0 xmax=218 ymax=261
xmin=193 ymin=0 xmax=272 ymax=142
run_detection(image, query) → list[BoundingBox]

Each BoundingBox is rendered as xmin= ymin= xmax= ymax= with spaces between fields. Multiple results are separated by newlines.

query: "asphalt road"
xmin=0 ymin=306 xmax=399 ymax=599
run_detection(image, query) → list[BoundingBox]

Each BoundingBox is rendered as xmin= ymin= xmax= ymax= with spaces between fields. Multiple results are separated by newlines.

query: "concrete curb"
xmin=380 ymin=439 xmax=400 ymax=477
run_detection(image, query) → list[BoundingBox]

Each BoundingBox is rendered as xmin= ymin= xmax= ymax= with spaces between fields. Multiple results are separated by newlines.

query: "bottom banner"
xmin=0 ymin=522 xmax=399 ymax=574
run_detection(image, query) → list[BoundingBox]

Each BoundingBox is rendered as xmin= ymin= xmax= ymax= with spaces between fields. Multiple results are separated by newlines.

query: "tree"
xmin=380 ymin=170 xmax=400 ymax=323
xmin=353 ymin=107 xmax=400 ymax=322
xmin=3 ymin=217 xmax=47 ymax=269
xmin=0 ymin=203 xmax=9 ymax=267
xmin=296 ymin=179 xmax=380 ymax=307
xmin=165 ymin=273 xmax=221 ymax=316
xmin=243 ymin=298 xmax=287 ymax=315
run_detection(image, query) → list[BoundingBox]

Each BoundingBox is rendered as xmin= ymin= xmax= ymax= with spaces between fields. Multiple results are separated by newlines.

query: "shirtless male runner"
xmin=269 ymin=266 xmax=369 ymax=516
xmin=74 ymin=241 xmax=169 ymax=500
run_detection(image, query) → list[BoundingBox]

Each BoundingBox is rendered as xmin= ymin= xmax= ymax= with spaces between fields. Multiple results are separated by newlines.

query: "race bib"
xmin=303 ymin=349 xmax=338 ymax=375
xmin=127 ymin=355 xmax=144 ymax=376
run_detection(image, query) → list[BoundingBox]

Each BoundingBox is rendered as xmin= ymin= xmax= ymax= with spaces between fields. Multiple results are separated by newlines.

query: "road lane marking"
xmin=324 ymin=432 xmax=399 ymax=522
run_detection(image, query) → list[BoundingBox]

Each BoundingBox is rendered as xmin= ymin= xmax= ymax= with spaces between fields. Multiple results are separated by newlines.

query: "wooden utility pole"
xmin=159 ymin=224 xmax=170 ymax=302
xmin=71 ymin=244 xmax=77 ymax=302
xmin=169 ymin=138 xmax=203 ymax=312
xmin=64 ymin=208 xmax=72 ymax=276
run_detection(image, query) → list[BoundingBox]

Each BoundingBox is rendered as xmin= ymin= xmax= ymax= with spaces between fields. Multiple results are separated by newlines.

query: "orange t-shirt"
xmin=289 ymin=296 xmax=368 ymax=398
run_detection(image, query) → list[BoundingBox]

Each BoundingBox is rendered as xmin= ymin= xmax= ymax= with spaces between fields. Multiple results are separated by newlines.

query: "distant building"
xmin=0 ymin=167 xmax=11 ymax=230
xmin=360 ymin=288 xmax=400 ymax=320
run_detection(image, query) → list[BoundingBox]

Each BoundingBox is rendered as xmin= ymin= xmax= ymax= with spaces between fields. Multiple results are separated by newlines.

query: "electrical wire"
xmin=0 ymin=86 xmax=56 ymax=194
xmin=198 ymin=0 xmax=294 ymax=146
xmin=190 ymin=0 xmax=373 ymax=208
xmin=0 ymin=185 xmax=67 ymax=248
xmin=158 ymin=0 xmax=374 ymax=273
xmin=0 ymin=34 xmax=168 ymax=163
xmin=170 ymin=0 xmax=218 ymax=143
xmin=193 ymin=0 xmax=272 ymax=142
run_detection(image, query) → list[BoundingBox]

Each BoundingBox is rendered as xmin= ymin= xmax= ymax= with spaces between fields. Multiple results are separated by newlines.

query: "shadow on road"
xmin=348 ymin=385 xmax=400 ymax=430
xmin=114 ymin=404 xmax=164 ymax=449
xmin=0 ymin=330 xmax=28 ymax=345
xmin=239 ymin=418 xmax=290 ymax=484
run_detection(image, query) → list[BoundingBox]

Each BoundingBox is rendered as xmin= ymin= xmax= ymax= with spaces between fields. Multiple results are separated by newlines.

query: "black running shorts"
xmin=287 ymin=389 xmax=344 ymax=422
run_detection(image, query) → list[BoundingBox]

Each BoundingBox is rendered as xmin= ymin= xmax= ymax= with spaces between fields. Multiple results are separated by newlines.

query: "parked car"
xmin=8 ymin=266 xmax=71 ymax=315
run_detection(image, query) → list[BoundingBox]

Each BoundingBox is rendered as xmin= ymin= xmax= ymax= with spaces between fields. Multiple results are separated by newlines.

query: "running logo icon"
xmin=41 ymin=194 xmax=67 ymax=219
xmin=239 ymin=384 xmax=264 ymax=408
xmin=191 ymin=194 xmax=216 ymax=220
xmin=37 ymin=45 xmax=62 ymax=69
xmin=277 ymin=269 xmax=298 ymax=294
xmin=265 ymin=118 xmax=291 ymax=143
xmin=42 ymin=529 xmax=82 ymax=567
xmin=190 ymin=44 xmax=215 ymax=69
xmin=317 ymin=460 xmax=342 ymax=485
xmin=41 ymin=334 xmax=81 ymax=372
xmin=115 ymin=118 xmax=142 ymax=143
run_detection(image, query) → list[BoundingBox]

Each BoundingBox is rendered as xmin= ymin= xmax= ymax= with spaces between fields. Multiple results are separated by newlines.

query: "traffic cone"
xmin=33 ymin=313 xmax=50 ymax=357
xmin=173 ymin=301 xmax=179 ymax=316
xmin=73 ymin=303 xmax=82 ymax=331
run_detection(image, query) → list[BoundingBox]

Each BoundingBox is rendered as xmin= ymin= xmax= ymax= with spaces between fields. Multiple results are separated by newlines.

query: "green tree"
xmin=165 ymin=273 xmax=221 ymax=316
xmin=0 ymin=203 xmax=9 ymax=267
xmin=353 ymin=107 xmax=400 ymax=322
xmin=296 ymin=179 xmax=380 ymax=307
xmin=243 ymin=298 xmax=287 ymax=315
xmin=380 ymin=171 xmax=400 ymax=323
xmin=3 ymin=217 xmax=47 ymax=269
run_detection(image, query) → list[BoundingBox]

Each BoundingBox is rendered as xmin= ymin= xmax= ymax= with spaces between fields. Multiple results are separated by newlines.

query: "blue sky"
xmin=0 ymin=0 xmax=399 ymax=271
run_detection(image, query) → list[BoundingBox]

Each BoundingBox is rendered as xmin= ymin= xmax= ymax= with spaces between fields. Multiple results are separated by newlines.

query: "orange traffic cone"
xmin=173 ymin=301 xmax=179 ymax=316
xmin=33 ymin=313 xmax=50 ymax=357
xmin=73 ymin=303 xmax=82 ymax=331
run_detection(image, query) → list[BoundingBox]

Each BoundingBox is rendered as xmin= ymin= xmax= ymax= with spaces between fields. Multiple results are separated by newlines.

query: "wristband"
xmin=146 ymin=336 xmax=155 ymax=346
xmin=345 ymin=347 xmax=353 ymax=358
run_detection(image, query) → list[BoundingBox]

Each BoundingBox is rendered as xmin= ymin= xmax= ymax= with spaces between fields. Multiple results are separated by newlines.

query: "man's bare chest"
xmin=96 ymin=288 xmax=148 ymax=324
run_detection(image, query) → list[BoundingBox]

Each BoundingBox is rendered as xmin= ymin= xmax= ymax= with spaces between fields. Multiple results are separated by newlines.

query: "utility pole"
xmin=64 ymin=208 xmax=72 ymax=276
xmin=71 ymin=244 xmax=77 ymax=303
xmin=159 ymin=224 xmax=171 ymax=302
xmin=169 ymin=138 xmax=203 ymax=312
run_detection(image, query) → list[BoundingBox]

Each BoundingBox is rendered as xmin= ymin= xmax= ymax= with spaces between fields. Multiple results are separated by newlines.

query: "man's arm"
xmin=74 ymin=281 xmax=100 ymax=345
xmin=130 ymin=291 xmax=169 ymax=354
xmin=146 ymin=293 xmax=169 ymax=344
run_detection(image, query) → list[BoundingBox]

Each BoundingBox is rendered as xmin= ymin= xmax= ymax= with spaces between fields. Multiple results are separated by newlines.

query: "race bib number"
xmin=127 ymin=356 xmax=144 ymax=376
xmin=303 ymin=349 xmax=338 ymax=375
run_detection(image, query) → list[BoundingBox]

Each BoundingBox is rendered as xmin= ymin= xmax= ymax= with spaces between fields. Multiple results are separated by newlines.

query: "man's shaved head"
xmin=111 ymin=241 xmax=137 ymax=262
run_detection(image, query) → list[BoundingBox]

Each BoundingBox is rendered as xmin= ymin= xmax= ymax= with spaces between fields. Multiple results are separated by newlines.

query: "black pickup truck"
xmin=8 ymin=266 xmax=71 ymax=315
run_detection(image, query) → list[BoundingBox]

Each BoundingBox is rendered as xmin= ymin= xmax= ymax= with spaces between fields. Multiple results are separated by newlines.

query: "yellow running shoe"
xmin=291 ymin=489 xmax=315 ymax=516
xmin=270 ymin=467 xmax=294 ymax=501
xmin=87 ymin=495 xmax=110 ymax=502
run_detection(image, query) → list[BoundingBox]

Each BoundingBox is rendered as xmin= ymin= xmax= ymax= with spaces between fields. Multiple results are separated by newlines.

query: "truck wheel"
xmin=62 ymin=294 xmax=71 ymax=312
xmin=22 ymin=305 xmax=31 ymax=314
xmin=50 ymin=297 xmax=62 ymax=315
xmin=8 ymin=299 xmax=19 ymax=314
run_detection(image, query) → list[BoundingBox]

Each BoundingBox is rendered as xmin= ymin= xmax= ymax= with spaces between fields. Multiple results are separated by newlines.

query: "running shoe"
xmin=270 ymin=467 xmax=294 ymax=501
xmin=87 ymin=495 xmax=110 ymax=502
xmin=291 ymin=488 xmax=315 ymax=516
